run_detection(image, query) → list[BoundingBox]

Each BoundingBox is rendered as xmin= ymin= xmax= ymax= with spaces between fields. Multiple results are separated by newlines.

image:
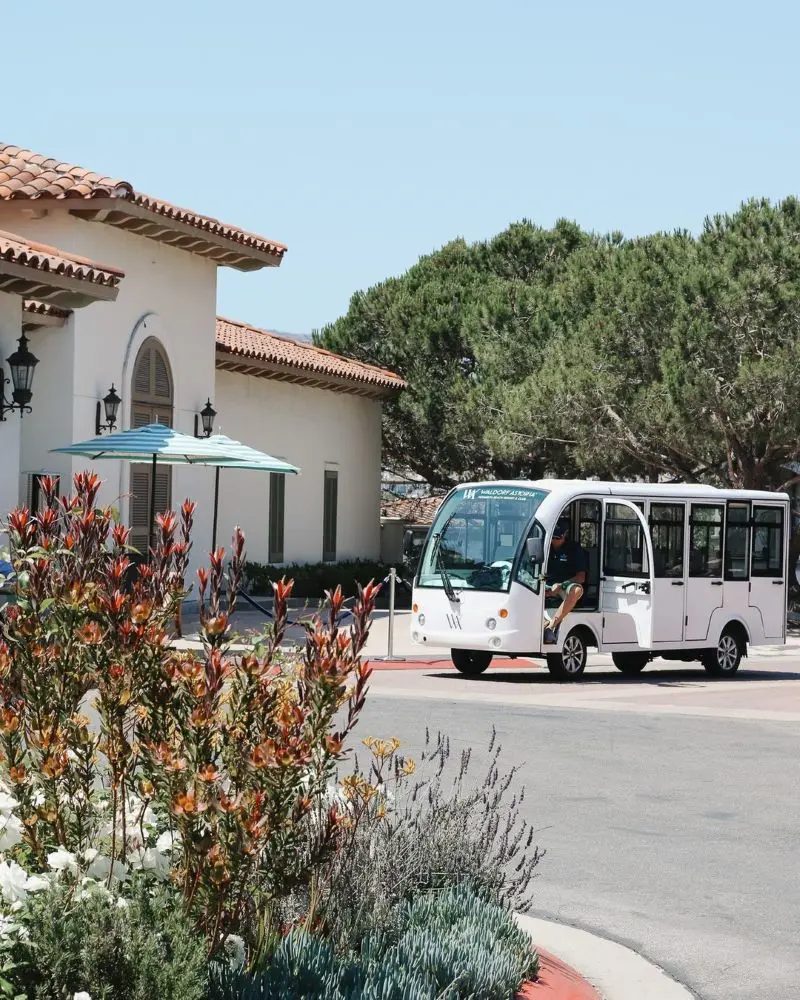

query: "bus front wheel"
xmin=546 ymin=631 xmax=588 ymax=681
xmin=612 ymin=652 xmax=650 ymax=675
xmin=451 ymin=649 xmax=493 ymax=677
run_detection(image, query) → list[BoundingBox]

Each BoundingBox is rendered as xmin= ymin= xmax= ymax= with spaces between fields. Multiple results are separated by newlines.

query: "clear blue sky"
xmin=4 ymin=1 xmax=799 ymax=335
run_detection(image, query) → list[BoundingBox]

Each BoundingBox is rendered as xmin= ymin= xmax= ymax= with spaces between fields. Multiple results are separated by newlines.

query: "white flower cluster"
xmin=0 ymin=783 xmax=181 ymax=922
xmin=0 ymin=789 xmax=24 ymax=853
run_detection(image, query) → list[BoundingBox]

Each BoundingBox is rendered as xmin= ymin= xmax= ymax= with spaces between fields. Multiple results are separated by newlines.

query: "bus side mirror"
xmin=403 ymin=529 xmax=413 ymax=557
xmin=526 ymin=537 xmax=544 ymax=563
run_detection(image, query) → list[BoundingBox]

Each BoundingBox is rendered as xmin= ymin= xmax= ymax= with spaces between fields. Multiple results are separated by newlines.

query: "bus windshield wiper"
xmin=430 ymin=513 xmax=461 ymax=604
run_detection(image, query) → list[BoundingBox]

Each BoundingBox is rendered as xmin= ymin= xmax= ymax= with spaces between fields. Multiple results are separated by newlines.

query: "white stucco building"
xmin=0 ymin=144 xmax=404 ymax=576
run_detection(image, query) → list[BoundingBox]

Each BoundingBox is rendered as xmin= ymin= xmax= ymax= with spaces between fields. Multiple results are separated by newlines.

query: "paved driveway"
xmin=358 ymin=660 xmax=800 ymax=1000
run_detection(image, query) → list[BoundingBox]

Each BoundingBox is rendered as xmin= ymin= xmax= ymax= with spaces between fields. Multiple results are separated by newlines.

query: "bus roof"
xmin=453 ymin=478 xmax=790 ymax=503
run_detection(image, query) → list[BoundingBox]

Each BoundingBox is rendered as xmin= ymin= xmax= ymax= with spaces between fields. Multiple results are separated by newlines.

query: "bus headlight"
xmin=489 ymin=636 xmax=502 ymax=648
xmin=412 ymin=631 xmax=420 ymax=642
xmin=418 ymin=614 xmax=426 ymax=626
xmin=486 ymin=617 xmax=497 ymax=631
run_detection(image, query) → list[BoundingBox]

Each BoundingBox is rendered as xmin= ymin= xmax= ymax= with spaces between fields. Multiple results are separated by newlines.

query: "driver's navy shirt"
xmin=546 ymin=540 xmax=587 ymax=584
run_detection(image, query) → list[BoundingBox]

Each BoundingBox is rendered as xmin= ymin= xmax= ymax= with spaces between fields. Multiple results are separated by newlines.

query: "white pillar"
xmin=0 ymin=293 xmax=23 ymax=550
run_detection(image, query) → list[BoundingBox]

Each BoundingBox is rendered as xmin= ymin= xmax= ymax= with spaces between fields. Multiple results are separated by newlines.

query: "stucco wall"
xmin=0 ymin=207 xmax=219 ymax=578
xmin=214 ymin=368 xmax=382 ymax=566
xmin=0 ymin=292 xmax=22 ymax=540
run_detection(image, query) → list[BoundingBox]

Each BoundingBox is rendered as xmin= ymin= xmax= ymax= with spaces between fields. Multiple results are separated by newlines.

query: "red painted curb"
xmin=368 ymin=657 xmax=542 ymax=671
xmin=517 ymin=948 xmax=601 ymax=1000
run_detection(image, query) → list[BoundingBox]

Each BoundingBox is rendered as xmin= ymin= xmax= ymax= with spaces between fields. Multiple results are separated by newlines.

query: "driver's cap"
xmin=553 ymin=521 xmax=568 ymax=538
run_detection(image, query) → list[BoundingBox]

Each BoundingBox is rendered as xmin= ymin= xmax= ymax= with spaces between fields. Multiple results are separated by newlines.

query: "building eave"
xmin=215 ymin=350 xmax=403 ymax=400
xmin=68 ymin=199 xmax=284 ymax=272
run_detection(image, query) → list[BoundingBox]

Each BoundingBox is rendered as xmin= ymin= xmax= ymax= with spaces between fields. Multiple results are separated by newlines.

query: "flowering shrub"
xmin=0 ymin=473 xmax=378 ymax=962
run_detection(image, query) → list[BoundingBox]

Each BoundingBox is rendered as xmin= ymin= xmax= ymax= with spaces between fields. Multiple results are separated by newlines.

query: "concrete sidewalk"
xmin=516 ymin=915 xmax=694 ymax=1000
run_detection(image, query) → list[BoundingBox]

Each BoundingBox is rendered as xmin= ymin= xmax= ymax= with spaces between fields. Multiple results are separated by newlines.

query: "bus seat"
xmin=578 ymin=545 xmax=599 ymax=610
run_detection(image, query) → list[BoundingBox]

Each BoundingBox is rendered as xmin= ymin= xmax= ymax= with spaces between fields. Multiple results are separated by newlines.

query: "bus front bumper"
xmin=409 ymin=625 xmax=537 ymax=656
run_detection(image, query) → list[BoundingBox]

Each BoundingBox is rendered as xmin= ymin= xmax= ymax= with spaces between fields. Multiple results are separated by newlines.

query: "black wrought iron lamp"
xmin=0 ymin=333 xmax=39 ymax=421
xmin=95 ymin=384 xmax=121 ymax=435
xmin=194 ymin=398 xmax=216 ymax=438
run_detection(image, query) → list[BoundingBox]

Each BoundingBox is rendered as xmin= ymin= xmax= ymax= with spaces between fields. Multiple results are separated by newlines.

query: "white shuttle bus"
xmin=410 ymin=480 xmax=790 ymax=680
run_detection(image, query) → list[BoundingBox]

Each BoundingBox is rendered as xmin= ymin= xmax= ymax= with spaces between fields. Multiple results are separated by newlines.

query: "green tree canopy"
xmin=316 ymin=200 xmax=800 ymax=491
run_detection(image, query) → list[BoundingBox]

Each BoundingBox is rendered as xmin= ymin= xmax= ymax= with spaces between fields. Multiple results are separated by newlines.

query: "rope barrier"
xmin=236 ymin=570 xmax=412 ymax=630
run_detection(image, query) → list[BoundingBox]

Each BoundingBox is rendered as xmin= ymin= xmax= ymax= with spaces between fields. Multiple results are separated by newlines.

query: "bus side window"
xmin=751 ymin=506 xmax=784 ymax=577
xmin=649 ymin=503 xmax=685 ymax=578
xmin=603 ymin=503 xmax=648 ymax=577
xmin=724 ymin=503 xmax=750 ymax=581
xmin=516 ymin=522 xmax=545 ymax=593
xmin=689 ymin=504 xmax=723 ymax=577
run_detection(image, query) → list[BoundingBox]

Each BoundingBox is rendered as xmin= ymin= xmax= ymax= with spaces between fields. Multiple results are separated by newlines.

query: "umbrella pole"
xmin=148 ymin=452 xmax=157 ymax=562
xmin=212 ymin=466 xmax=220 ymax=551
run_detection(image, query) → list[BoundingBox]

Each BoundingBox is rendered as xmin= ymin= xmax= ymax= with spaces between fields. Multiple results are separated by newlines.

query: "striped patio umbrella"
xmin=52 ymin=423 xmax=299 ymax=554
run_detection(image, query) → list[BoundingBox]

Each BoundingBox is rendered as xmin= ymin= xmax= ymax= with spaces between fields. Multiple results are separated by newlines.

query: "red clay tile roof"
xmin=0 ymin=229 xmax=124 ymax=288
xmin=0 ymin=145 xmax=286 ymax=270
xmin=22 ymin=299 xmax=71 ymax=321
xmin=380 ymin=495 xmax=443 ymax=524
xmin=215 ymin=316 xmax=407 ymax=396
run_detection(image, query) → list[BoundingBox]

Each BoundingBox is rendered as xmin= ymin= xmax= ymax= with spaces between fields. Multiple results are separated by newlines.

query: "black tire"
xmin=612 ymin=652 xmax=650 ymax=675
xmin=546 ymin=630 xmax=588 ymax=681
xmin=451 ymin=649 xmax=493 ymax=677
xmin=702 ymin=626 xmax=744 ymax=677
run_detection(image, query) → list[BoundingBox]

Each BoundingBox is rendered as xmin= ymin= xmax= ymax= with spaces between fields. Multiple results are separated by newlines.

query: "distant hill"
xmin=275 ymin=330 xmax=312 ymax=343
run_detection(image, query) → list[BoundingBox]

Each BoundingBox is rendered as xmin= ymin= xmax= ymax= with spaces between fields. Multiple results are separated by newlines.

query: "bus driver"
xmin=543 ymin=522 xmax=587 ymax=644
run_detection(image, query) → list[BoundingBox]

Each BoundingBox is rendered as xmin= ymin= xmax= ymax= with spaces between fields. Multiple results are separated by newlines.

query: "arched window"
xmin=129 ymin=338 xmax=173 ymax=556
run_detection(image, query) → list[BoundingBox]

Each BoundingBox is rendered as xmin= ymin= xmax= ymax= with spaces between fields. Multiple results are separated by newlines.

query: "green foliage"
xmin=315 ymin=729 xmax=543 ymax=954
xmin=9 ymin=882 xmax=207 ymax=1000
xmin=209 ymin=885 xmax=537 ymax=1000
xmin=244 ymin=560 xmax=386 ymax=598
xmin=0 ymin=474 xmax=379 ymax=955
xmin=316 ymin=220 xmax=592 ymax=488
xmin=243 ymin=560 xmax=411 ymax=606
xmin=318 ymin=200 xmax=800 ymax=491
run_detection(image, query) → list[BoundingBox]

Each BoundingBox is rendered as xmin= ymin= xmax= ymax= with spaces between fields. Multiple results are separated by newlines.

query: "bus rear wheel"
xmin=451 ymin=649 xmax=493 ymax=677
xmin=612 ymin=652 xmax=650 ymax=675
xmin=546 ymin=631 xmax=588 ymax=681
xmin=702 ymin=626 xmax=744 ymax=677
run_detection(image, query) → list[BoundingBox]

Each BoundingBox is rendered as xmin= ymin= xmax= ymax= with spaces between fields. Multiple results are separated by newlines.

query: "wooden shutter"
xmin=323 ymin=471 xmax=338 ymax=563
xmin=132 ymin=339 xmax=173 ymax=404
xmin=268 ymin=473 xmax=285 ymax=563
xmin=133 ymin=346 xmax=152 ymax=396
xmin=129 ymin=465 xmax=151 ymax=556
xmin=132 ymin=406 xmax=150 ymax=430
xmin=154 ymin=350 xmax=171 ymax=400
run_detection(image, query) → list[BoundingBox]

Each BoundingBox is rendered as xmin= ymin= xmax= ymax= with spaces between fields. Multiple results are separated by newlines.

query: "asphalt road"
xmin=356 ymin=667 xmax=800 ymax=1000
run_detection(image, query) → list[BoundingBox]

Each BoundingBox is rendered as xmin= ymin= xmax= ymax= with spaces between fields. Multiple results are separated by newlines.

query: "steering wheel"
xmin=491 ymin=560 xmax=513 ymax=587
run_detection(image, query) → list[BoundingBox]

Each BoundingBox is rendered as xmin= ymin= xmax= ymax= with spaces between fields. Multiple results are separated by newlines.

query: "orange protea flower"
xmin=325 ymin=735 xmax=343 ymax=755
xmin=202 ymin=615 xmax=229 ymax=638
xmin=130 ymin=602 xmax=152 ymax=625
xmin=0 ymin=709 xmax=20 ymax=734
xmin=217 ymin=791 xmax=242 ymax=814
xmin=41 ymin=754 xmax=67 ymax=778
xmin=196 ymin=763 xmax=219 ymax=783
xmin=249 ymin=741 xmax=276 ymax=768
xmin=171 ymin=790 xmax=206 ymax=816
xmin=79 ymin=622 xmax=103 ymax=645
xmin=189 ymin=706 xmax=215 ymax=730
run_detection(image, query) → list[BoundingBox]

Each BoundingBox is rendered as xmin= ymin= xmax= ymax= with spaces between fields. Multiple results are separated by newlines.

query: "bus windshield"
xmin=417 ymin=484 xmax=548 ymax=592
